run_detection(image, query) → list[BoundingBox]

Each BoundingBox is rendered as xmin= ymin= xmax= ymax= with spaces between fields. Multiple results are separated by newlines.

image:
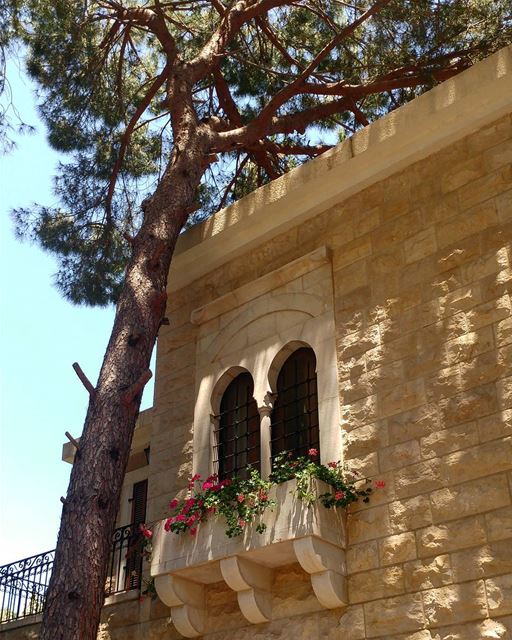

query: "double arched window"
xmin=214 ymin=347 xmax=320 ymax=479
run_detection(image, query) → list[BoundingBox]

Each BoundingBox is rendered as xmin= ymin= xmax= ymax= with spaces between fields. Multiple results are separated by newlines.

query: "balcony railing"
xmin=0 ymin=523 xmax=144 ymax=625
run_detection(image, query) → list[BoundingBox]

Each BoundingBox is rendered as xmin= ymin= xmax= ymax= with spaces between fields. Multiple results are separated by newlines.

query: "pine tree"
xmin=8 ymin=1 xmax=511 ymax=638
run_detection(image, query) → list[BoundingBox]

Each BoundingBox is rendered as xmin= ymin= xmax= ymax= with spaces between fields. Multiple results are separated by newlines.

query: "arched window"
xmin=215 ymin=372 xmax=260 ymax=479
xmin=271 ymin=347 xmax=319 ymax=461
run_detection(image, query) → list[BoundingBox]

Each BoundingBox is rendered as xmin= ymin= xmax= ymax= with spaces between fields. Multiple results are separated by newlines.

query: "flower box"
xmin=150 ymin=478 xmax=347 ymax=637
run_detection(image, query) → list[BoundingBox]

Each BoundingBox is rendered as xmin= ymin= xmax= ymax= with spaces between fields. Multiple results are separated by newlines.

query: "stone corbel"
xmin=154 ymin=574 xmax=206 ymax=638
xmin=293 ymin=537 xmax=347 ymax=609
xmin=220 ymin=555 xmax=273 ymax=623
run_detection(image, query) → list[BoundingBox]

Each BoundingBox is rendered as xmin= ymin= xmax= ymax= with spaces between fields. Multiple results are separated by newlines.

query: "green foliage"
xmin=162 ymin=451 xmax=376 ymax=539
xmin=8 ymin=0 xmax=512 ymax=304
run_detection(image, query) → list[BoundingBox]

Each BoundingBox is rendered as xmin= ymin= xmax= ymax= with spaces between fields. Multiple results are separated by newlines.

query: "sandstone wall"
xmin=146 ymin=112 xmax=512 ymax=640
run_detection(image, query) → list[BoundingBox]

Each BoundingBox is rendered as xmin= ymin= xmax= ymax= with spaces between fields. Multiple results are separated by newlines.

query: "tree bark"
xmin=40 ymin=94 xmax=212 ymax=639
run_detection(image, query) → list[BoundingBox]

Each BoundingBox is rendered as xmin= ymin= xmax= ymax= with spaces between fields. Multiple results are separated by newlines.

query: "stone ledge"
xmin=151 ymin=479 xmax=347 ymax=637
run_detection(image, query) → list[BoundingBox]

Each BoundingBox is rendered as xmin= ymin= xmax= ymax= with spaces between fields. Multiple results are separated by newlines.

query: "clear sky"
xmin=0 ymin=60 xmax=154 ymax=567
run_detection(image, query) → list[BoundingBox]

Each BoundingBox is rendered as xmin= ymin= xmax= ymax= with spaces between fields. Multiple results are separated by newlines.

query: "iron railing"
xmin=0 ymin=524 xmax=144 ymax=624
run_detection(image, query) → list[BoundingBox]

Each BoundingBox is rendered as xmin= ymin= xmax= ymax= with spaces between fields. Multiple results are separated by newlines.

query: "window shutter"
xmin=130 ymin=479 xmax=148 ymax=525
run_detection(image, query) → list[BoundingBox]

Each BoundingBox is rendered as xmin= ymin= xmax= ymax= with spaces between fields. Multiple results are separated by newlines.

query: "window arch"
xmin=214 ymin=372 xmax=260 ymax=479
xmin=270 ymin=347 xmax=319 ymax=462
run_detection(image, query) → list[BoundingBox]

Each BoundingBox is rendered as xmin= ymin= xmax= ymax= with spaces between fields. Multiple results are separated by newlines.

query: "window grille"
xmin=214 ymin=372 xmax=260 ymax=479
xmin=271 ymin=347 xmax=320 ymax=462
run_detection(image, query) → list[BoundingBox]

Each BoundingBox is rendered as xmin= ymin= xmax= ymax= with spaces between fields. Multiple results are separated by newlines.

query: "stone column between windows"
xmin=258 ymin=393 xmax=275 ymax=479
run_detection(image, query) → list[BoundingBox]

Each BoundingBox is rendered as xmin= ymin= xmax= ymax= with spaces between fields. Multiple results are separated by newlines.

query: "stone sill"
xmin=104 ymin=588 xmax=140 ymax=608
xmin=151 ymin=478 xmax=347 ymax=637
xmin=0 ymin=613 xmax=42 ymax=632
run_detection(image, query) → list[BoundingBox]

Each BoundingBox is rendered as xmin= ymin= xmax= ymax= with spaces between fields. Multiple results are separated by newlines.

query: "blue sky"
xmin=0 ymin=60 xmax=154 ymax=566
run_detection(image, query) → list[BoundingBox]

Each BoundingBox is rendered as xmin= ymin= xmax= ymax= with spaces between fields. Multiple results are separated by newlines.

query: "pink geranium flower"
xmin=335 ymin=491 xmax=345 ymax=501
xmin=169 ymin=498 xmax=178 ymax=509
xmin=237 ymin=494 xmax=245 ymax=503
xmin=308 ymin=448 xmax=318 ymax=457
xmin=139 ymin=524 xmax=153 ymax=539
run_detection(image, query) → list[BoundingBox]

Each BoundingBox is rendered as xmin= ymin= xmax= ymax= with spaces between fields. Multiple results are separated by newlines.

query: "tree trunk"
xmin=40 ymin=115 xmax=212 ymax=639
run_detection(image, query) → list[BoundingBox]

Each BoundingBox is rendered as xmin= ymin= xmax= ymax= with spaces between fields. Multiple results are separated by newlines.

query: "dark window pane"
xmin=214 ymin=372 xmax=260 ymax=479
xmin=271 ymin=348 xmax=320 ymax=462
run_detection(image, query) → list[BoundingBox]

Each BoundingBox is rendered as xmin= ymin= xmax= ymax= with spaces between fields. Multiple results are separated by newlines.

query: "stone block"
xmin=404 ymin=554 xmax=452 ymax=592
xmin=441 ymin=438 xmax=512 ymax=485
xmin=420 ymin=422 xmax=479 ymax=459
xmin=344 ymin=422 xmax=389 ymax=459
xmin=378 ymin=532 xmax=417 ymax=566
xmin=430 ymin=474 xmax=510 ymax=523
xmin=422 ymin=580 xmax=488 ymax=627
xmin=333 ymin=258 xmax=368 ymax=296
xmin=496 ymin=187 xmax=512 ymax=223
xmin=379 ymin=440 xmax=422 ymax=473
xmin=495 ymin=315 xmax=512 ymax=348
xmin=486 ymin=574 xmax=512 ymax=616
xmin=428 ymin=617 xmax=512 ymax=640
xmin=346 ymin=541 xmax=379 ymax=574
xmin=337 ymin=605 xmax=366 ymax=640
xmin=438 ymin=283 xmax=482 ymax=320
xmin=348 ymin=565 xmax=404 ymax=603
xmin=451 ymin=539 xmax=512 ymax=582
xmin=497 ymin=375 xmax=512 ymax=409
xmin=378 ymin=379 xmax=426 ymax=419
xmin=436 ymin=200 xmax=497 ymax=249
xmin=483 ymin=138 xmax=512 ymax=172
xmin=387 ymin=403 xmax=441 ymax=445
xmin=467 ymin=296 xmax=511 ymax=332
xmin=332 ymin=235 xmax=372 ymax=271
xmin=389 ymin=495 xmax=433 ymax=533
xmin=338 ymin=324 xmax=381 ymax=359
xmin=394 ymin=459 xmax=443 ymax=499
xmin=439 ymin=383 xmax=498 ymax=427
xmin=404 ymin=227 xmax=438 ymax=264
xmin=341 ymin=394 xmax=378 ymax=431
xmin=436 ymin=235 xmax=481 ymax=275
xmin=369 ymin=246 xmax=405 ymax=276
xmin=457 ymin=165 xmax=511 ymax=211
xmin=363 ymin=593 xmax=425 ymax=638
xmin=372 ymin=210 xmax=423 ymax=253
xmin=441 ymin=156 xmax=485 ymax=194
xmin=348 ymin=505 xmax=392 ymax=544
xmin=485 ymin=505 xmax=512 ymax=541
xmin=416 ymin=516 xmax=487 ymax=558
xmin=477 ymin=409 xmax=512 ymax=442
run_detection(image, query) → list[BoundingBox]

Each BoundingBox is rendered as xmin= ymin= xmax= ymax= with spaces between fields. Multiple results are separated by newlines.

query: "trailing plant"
xmin=158 ymin=449 xmax=382 ymax=539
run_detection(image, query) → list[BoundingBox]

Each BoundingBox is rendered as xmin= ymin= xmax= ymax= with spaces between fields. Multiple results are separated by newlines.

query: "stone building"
xmin=1 ymin=44 xmax=512 ymax=640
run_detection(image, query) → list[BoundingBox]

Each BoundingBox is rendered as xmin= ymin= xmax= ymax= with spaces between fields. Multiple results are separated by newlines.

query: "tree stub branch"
xmin=65 ymin=431 xmax=81 ymax=450
xmin=122 ymin=369 xmax=153 ymax=407
xmin=72 ymin=362 xmax=97 ymax=399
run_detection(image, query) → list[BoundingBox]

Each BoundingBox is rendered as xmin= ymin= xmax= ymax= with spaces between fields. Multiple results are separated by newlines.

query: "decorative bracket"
xmin=293 ymin=536 xmax=347 ymax=609
xmin=154 ymin=574 xmax=206 ymax=638
xmin=220 ymin=556 xmax=273 ymax=623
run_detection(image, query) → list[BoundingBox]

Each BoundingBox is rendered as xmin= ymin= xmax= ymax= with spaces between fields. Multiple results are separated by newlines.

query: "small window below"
xmin=271 ymin=347 xmax=319 ymax=462
xmin=214 ymin=372 xmax=260 ymax=479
